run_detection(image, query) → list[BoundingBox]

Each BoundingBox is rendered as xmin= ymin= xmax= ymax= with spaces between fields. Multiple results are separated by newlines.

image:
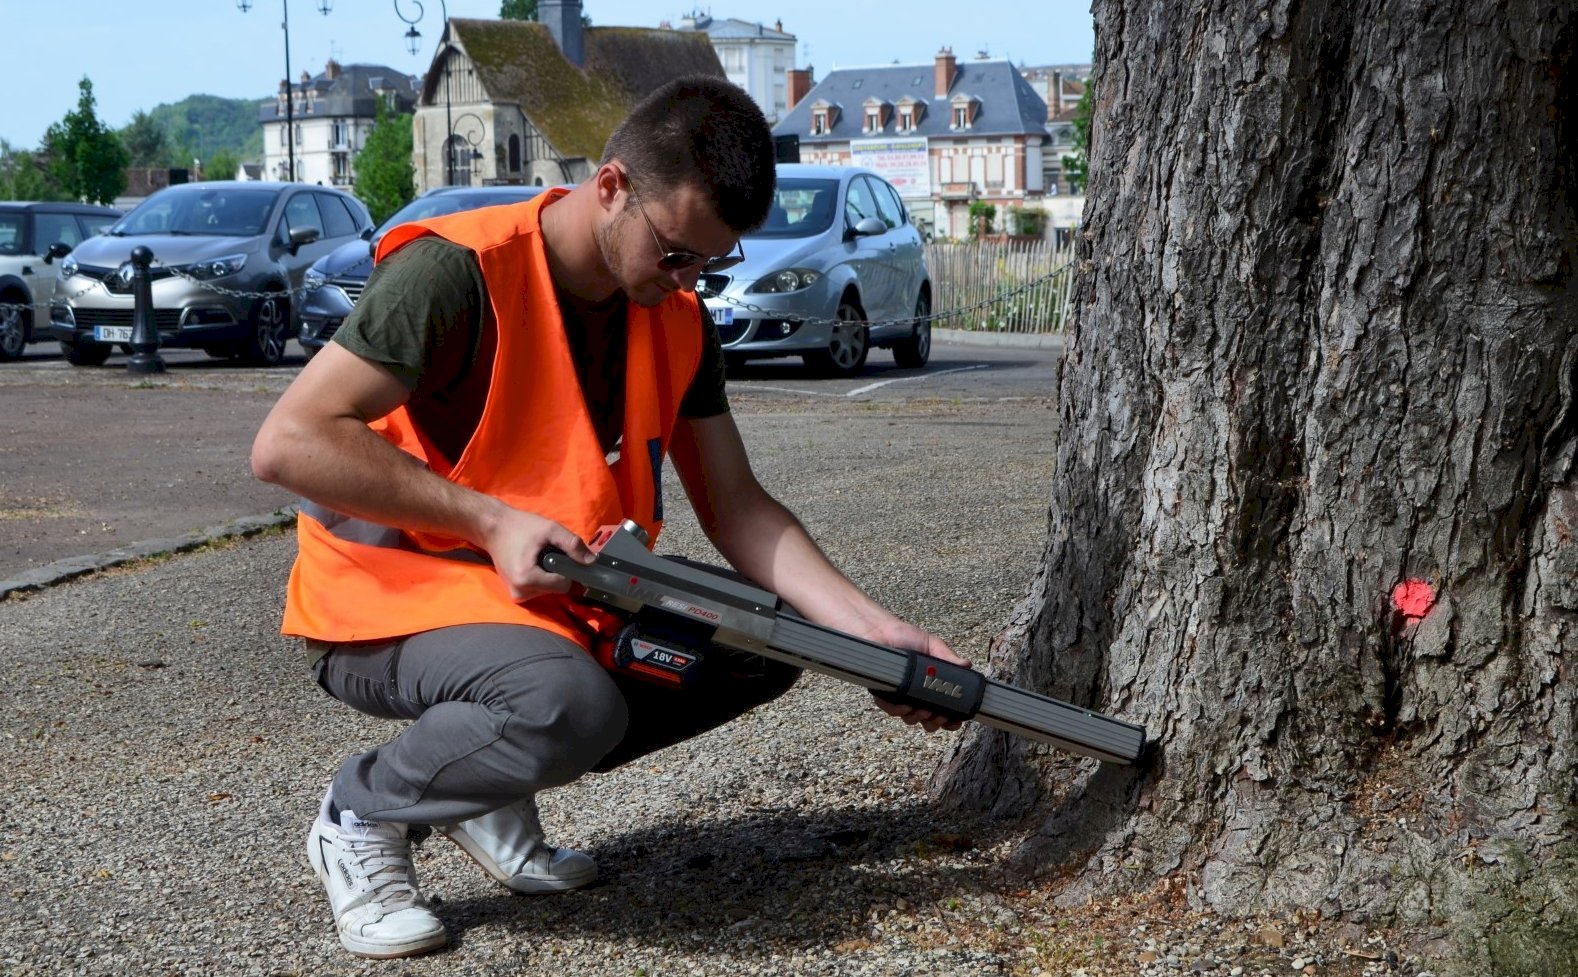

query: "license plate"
xmin=94 ymin=326 xmax=133 ymax=342
xmin=707 ymin=304 xmax=734 ymax=326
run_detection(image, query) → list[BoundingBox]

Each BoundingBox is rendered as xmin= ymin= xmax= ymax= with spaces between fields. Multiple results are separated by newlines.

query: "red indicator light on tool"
xmin=926 ymin=666 xmax=937 ymax=677
xmin=629 ymin=576 xmax=639 ymax=586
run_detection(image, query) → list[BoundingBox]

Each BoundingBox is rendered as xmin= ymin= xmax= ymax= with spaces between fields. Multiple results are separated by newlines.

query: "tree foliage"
xmin=502 ymin=0 xmax=588 ymax=25
xmin=146 ymin=95 xmax=265 ymax=169
xmin=43 ymin=78 xmax=128 ymax=205
xmin=203 ymin=150 xmax=242 ymax=182
xmin=1061 ymin=82 xmax=1092 ymax=193
xmin=0 ymin=141 xmax=66 ymax=201
xmin=355 ymin=100 xmax=415 ymax=225
xmin=120 ymin=110 xmax=168 ymax=168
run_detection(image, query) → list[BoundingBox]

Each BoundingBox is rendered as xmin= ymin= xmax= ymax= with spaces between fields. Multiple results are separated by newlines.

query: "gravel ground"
xmin=0 ymin=393 xmax=1446 ymax=977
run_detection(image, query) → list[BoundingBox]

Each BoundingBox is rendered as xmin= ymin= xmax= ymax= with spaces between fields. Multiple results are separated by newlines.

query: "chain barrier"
xmin=697 ymin=256 xmax=1076 ymax=332
xmin=0 ymin=253 xmax=1076 ymax=334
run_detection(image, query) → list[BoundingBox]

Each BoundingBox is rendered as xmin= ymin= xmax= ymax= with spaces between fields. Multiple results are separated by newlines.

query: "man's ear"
xmin=593 ymin=162 xmax=625 ymax=214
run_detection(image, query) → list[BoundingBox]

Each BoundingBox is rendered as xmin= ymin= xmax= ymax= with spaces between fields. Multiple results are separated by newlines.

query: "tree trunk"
xmin=936 ymin=0 xmax=1578 ymax=929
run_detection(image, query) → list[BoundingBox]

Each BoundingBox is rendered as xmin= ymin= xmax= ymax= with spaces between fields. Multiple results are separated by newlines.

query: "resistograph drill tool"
xmin=541 ymin=521 xmax=1146 ymax=765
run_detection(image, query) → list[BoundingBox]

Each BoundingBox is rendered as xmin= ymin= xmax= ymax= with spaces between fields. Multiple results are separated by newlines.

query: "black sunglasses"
xmin=624 ymin=174 xmax=746 ymax=273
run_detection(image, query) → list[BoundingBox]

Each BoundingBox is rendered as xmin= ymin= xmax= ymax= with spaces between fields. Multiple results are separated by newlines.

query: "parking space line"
xmin=845 ymin=364 xmax=988 ymax=398
xmin=742 ymin=384 xmax=846 ymax=398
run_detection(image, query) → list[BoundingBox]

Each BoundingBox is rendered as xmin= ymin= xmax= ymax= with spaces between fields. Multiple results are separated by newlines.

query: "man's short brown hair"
xmin=601 ymin=75 xmax=777 ymax=232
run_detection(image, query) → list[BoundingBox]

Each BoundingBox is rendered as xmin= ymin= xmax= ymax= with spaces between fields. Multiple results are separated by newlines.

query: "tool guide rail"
xmin=541 ymin=521 xmax=1146 ymax=765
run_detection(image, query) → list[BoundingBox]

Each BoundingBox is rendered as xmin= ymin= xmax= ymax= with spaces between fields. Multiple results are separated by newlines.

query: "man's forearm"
xmin=707 ymin=488 xmax=898 ymax=637
xmin=253 ymin=411 xmax=504 ymax=548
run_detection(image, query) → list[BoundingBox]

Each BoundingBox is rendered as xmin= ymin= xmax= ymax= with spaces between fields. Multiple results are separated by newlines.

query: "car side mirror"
xmin=44 ymin=241 xmax=72 ymax=263
xmin=849 ymin=216 xmax=888 ymax=239
xmin=287 ymin=225 xmax=321 ymax=255
xmin=360 ymin=227 xmax=374 ymax=241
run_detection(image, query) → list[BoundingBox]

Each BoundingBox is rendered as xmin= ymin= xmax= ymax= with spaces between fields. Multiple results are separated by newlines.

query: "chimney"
xmin=540 ymin=0 xmax=584 ymax=68
xmin=1051 ymin=70 xmax=1064 ymax=120
xmin=325 ymin=58 xmax=342 ymax=81
xmin=934 ymin=47 xmax=956 ymax=98
xmin=787 ymin=66 xmax=813 ymax=111
xmin=775 ymin=19 xmax=783 ymax=32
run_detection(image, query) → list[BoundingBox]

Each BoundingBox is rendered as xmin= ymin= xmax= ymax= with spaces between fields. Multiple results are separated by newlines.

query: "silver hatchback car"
xmin=50 ymin=181 xmax=372 ymax=366
xmin=701 ymin=163 xmax=931 ymax=377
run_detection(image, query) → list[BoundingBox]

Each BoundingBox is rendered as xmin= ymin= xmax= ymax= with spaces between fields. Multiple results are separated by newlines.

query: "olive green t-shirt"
xmin=333 ymin=236 xmax=729 ymax=466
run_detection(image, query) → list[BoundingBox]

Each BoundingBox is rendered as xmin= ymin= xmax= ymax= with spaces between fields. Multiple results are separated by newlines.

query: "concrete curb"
xmin=0 ymin=507 xmax=298 ymax=600
xmin=935 ymin=328 xmax=1066 ymax=351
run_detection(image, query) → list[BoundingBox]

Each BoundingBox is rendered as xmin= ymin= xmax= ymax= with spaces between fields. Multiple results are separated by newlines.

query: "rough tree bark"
xmin=935 ymin=0 xmax=1578 ymax=927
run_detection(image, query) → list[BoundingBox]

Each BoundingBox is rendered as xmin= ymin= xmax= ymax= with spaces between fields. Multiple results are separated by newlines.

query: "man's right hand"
xmin=480 ymin=507 xmax=597 ymax=602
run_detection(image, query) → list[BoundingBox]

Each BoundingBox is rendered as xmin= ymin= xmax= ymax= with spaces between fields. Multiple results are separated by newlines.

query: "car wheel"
xmin=803 ymin=297 xmax=869 ymax=378
xmin=0 ymin=295 xmax=28 ymax=361
xmin=243 ymin=292 xmax=290 ymax=366
xmin=892 ymin=291 xmax=932 ymax=369
xmin=61 ymin=337 xmax=112 ymax=367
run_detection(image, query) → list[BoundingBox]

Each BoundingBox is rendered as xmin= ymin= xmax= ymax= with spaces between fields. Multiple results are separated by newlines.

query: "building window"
xmin=331 ymin=120 xmax=349 ymax=148
xmin=813 ymin=113 xmax=827 ymax=135
xmin=865 ymin=110 xmax=881 ymax=132
xmin=508 ymin=134 xmax=521 ymax=171
xmin=953 ymin=106 xmax=969 ymax=128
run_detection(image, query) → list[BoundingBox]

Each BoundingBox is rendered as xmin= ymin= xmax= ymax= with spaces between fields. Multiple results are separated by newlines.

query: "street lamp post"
xmin=450 ymin=112 xmax=487 ymax=186
xmin=237 ymin=0 xmax=333 ymax=183
xmin=395 ymin=0 xmax=454 ymax=187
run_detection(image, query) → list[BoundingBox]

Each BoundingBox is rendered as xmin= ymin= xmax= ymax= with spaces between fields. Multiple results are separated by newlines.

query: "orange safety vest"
xmin=282 ymin=188 xmax=705 ymax=648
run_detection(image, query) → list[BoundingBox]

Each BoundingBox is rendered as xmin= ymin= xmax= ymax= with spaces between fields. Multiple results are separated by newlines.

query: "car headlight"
xmin=748 ymin=268 xmax=821 ymax=294
xmin=181 ymin=254 xmax=248 ymax=280
xmin=60 ymin=255 xmax=78 ymax=278
xmin=303 ymin=267 xmax=327 ymax=291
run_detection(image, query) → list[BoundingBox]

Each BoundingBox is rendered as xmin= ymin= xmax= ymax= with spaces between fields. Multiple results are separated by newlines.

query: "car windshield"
xmin=750 ymin=179 xmax=842 ymax=239
xmin=0 ymin=212 xmax=25 ymax=255
xmin=374 ymin=191 xmax=540 ymax=241
xmin=112 ymin=187 xmax=279 ymax=237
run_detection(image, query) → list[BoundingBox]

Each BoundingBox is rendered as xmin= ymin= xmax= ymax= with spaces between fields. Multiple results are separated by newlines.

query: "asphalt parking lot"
xmin=0 ymin=335 xmax=1061 ymax=586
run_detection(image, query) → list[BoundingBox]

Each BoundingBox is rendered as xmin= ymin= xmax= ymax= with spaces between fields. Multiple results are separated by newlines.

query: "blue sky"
xmin=3 ymin=0 xmax=1094 ymax=149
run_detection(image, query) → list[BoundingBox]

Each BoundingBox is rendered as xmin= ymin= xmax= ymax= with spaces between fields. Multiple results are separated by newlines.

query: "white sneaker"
xmin=306 ymin=791 xmax=448 ymax=959
xmin=439 ymin=795 xmax=598 ymax=894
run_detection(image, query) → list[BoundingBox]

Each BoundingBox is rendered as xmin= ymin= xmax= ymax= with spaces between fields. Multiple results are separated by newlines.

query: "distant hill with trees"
xmin=144 ymin=94 xmax=265 ymax=170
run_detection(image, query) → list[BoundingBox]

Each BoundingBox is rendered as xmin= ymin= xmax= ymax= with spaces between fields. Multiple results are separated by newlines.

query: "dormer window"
xmin=861 ymin=97 xmax=891 ymax=134
xmin=896 ymin=96 xmax=923 ymax=132
xmin=949 ymin=93 xmax=980 ymax=130
xmin=810 ymin=99 xmax=840 ymax=136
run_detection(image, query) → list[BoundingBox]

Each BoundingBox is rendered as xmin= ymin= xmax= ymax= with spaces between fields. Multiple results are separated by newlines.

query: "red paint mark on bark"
xmin=1391 ymin=579 xmax=1435 ymax=620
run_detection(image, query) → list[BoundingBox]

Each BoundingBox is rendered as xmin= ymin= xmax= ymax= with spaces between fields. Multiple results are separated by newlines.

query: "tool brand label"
xmin=659 ymin=596 xmax=722 ymax=623
xmin=632 ymin=639 xmax=696 ymax=671
xmin=922 ymin=673 xmax=964 ymax=698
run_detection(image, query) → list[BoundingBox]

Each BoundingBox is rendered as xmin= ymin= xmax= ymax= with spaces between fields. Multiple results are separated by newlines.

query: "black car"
xmin=298 ymin=185 xmax=547 ymax=356
xmin=0 ymin=202 xmax=121 ymax=360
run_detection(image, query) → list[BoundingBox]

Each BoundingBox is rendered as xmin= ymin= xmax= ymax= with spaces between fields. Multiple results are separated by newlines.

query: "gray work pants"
xmin=310 ymin=623 xmax=800 ymax=825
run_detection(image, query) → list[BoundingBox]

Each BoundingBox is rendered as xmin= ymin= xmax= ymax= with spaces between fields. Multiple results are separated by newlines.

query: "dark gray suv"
xmin=0 ymin=202 xmax=121 ymax=360
xmin=50 ymin=182 xmax=372 ymax=366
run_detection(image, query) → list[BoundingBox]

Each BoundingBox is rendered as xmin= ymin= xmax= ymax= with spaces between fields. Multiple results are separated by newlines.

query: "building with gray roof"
xmin=258 ymin=60 xmax=421 ymax=186
xmin=774 ymin=49 xmax=1051 ymax=239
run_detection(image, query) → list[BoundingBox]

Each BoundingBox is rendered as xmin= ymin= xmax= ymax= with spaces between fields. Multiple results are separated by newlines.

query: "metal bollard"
xmin=126 ymin=245 xmax=165 ymax=376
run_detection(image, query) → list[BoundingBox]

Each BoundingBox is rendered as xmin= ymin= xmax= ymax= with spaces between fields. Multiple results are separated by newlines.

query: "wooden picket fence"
xmin=924 ymin=237 xmax=1077 ymax=334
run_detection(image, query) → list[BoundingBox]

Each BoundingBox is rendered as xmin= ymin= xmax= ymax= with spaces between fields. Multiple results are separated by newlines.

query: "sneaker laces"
xmin=342 ymin=832 xmax=426 ymax=915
